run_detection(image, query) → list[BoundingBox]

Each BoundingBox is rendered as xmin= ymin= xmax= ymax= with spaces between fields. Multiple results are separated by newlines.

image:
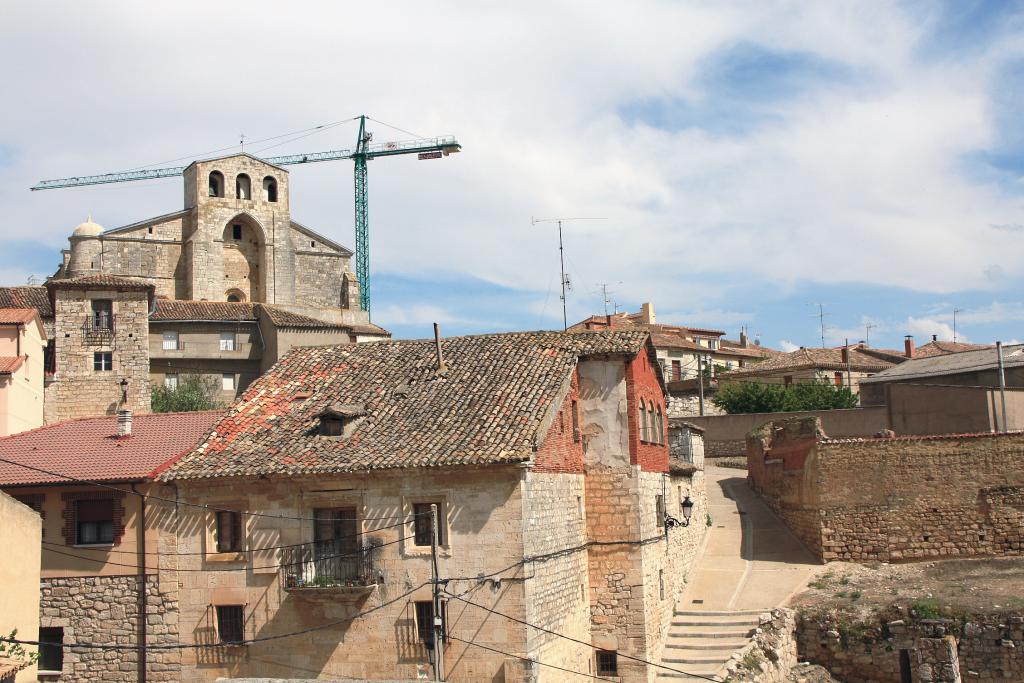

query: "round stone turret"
xmin=67 ymin=216 xmax=104 ymax=275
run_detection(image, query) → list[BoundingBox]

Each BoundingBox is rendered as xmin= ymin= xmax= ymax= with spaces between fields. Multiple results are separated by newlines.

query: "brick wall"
xmin=748 ymin=419 xmax=1024 ymax=562
xmin=533 ymin=370 xmax=584 ymax=474
xmin=625 ymin=349 xmax=669 ymax=473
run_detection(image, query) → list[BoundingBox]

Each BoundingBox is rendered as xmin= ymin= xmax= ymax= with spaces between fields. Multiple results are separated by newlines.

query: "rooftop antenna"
xmin=864 ymin=321 xmax=877 ymax=346
xmin=598 ymin=281 xmax=622 ymax=316
xmin=239 ymin=133 xmax=246 ymax=152
xmin=809 ymin=303 xmax=830 ymax=348
xmin=532 ymin=217 xmax=607 ymax=330
xmin=953 ymin=307 xmax=962 ymax=342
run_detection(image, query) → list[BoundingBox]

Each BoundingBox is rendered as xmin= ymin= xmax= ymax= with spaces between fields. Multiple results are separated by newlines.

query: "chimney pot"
xmin=841 ymin=346 xmax=849 ymax=363
xmin=904 ymin=335 xmax=915 ymax=359
xmin=433 ymin=323 xmax=447 ymax=373
xmin=740 ymin=329 xmax=748 ymax=348
xmin=117 ymin=409 xmax=132 ymax=438
xmin=932 ymin=334 xmax=938 ymax=342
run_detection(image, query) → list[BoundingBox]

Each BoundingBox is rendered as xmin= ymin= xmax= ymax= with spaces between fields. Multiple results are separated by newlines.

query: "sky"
xmin=2 ymin=1 xmax=1024 ymax=349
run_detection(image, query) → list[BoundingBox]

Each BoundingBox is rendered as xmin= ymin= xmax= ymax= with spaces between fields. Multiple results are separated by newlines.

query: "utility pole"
xmin=953 ymin=308 xmax=962 ymax=343
xmin=997 ymin=341 xmax=1008 ymax=432
xmin=697 ymin=354 xmax=705 ymax=416
xmin=532 ymin=217 xmax=607 ymax=330
xmin=430 ymin=504 xmax=445 ymax=682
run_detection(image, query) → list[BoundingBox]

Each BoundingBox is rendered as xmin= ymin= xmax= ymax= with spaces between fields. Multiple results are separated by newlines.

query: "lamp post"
xmin=119 ymin=378 xmax=129 ymax=404
xmin=680 ymin=496 xmax=694 ymax=527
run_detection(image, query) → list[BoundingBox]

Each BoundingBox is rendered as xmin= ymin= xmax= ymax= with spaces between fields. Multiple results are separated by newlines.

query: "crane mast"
xmin=30 ymin=115 xmax=461 ymax=315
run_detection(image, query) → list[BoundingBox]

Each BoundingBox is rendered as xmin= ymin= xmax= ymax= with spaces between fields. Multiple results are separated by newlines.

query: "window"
xmin=216 ymin=605 xmax=245 ymax=644
xmin=219 ymin=332 xmax=236 ymax=351
xmin=263 ymin=176 xmax=278 ymax=202
xmin=232 ymin=224 xmax=242 ymax=240
xmin=413 ymin=502 xmax=446 ymax=546
xmin=834 ymin=371 xmax=844 ymax=387
xmin=310 ymin=241 xmax=315 ymax=248
xmin=222 ymin=373 xmax=236 ymax=391
xmin=313 ymin=507 xmax=358 ymax=566
xmin=672 ymin=360 xmax=682 ymax=381
xmin=38 ymin=627 xmax=63 ymax=673
xmin=93 ymin=352 xmax=113 ymax=372
xmin=415 ymin=600 xmax=447 ymax=649
xmin=708 ymin=338 xmax=719 ymax=350
xmin=235 ymin=174 xmax=251 ymax=200
xmin=215 ymin=510 xmax=243 ymax=553
xmin=784 ymin=375 xmax=793 ymax=388
xmin=637 ymin=402 xmax=647 ymax=443
xmin=148 ymin=226 xmax=153 ymax=234
xmin=656 ymin=494 xmax=665 ymax=529
xmin=209 ymin=171 xmax=225 ymax=198
xmin=596 ymin=650 xmax=618 ymax=676
xmin=659 ymin=569 xmax=665 ymax=600
xmin=571 ymin=399 xmax=580 ymax=443
xmin=76 ymin=499 xmax=114 ymax=544
xmin=655 ymin=405 xmax=664 ymax=445
xmin=91 ymin=299 xmax=112 ymax=330
xmin=227 ymin=294 xmax=241 ymax=303
xmin=164 ymin=373 xmax=178 ymax=390
xmin=162 ymin=330 xmax=179 ymax=350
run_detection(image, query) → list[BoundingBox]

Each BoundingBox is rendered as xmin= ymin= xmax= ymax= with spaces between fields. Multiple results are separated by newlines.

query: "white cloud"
xmin=779 ymin=339 xmax=800 ymax=352
xmin=905 ymin=316 xmax=958 ymax=342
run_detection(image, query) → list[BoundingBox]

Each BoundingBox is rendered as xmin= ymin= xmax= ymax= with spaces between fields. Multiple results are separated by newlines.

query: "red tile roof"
xmin=0 ymin=357 xmax=25 ymax=374
xmin=151 ymin=300 xmax=258 ymax=322
xmin=0 ymin=411 xmax=221 ymax=486
xmin=914 ymin=341 xmax=992 ymax=358
xmin=46 ymin=274 xmax=155 ymax=291
xmin=0 ymin=287 xmax=51 ymax=319
xmin=719 ymin=345 xmax=903 ymax=378
xmin=0 ymin=308 xmax=41 ymax=325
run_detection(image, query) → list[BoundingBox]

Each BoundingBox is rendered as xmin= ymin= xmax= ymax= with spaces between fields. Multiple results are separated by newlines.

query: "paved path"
xmin=680 ymin=465 xmax=820 ymax=612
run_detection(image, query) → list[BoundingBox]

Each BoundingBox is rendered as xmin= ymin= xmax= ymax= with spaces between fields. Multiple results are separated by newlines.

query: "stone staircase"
xmin=655 ymin=609 xmax=763 ymax=681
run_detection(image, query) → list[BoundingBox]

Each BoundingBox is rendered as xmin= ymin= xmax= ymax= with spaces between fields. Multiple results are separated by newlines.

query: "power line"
xmin=0 ymin=456 xmax=424 ymax=524
xmin=365 ymin=117 xmax=425 ymax=140
xmin=445 ymin=591 xmax=720 ymax=682
xmin=447 ymin=634 xmax=611 ymax=681
xmin=1 ymin=582 xmax=428 ymax=651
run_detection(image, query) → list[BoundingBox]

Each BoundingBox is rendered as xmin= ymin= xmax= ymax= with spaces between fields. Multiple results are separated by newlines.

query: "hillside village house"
xmin=0 ymin=308 xmax=46 ymax=436
xmin=0 ymin=410 xmax=220 ymax=682
xmin=160 ymin=330 xmax=707 ymax=683
xmin=0 ymin=153 xmax=388 ymax=424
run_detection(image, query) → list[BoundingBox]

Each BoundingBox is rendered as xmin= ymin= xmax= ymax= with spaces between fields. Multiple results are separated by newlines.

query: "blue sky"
xmin=3 ymin=1 xmax=1024 ymax=350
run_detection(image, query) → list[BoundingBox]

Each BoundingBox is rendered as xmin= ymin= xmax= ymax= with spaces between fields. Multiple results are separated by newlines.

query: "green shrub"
xmin=151 ymin=374 xmax=221 ymax=413
xmin=712 ymin=380 xmax=858 ymax=414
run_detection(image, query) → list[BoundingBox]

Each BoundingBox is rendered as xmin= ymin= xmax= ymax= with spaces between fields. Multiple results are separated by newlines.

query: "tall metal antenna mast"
xmin=532 ymin=217 xmax=607 ymax=330
xmin=864 ymin=321 xmax=877 ymax=346
xmin=809 ymin=303 xmax=829 ymax=348
xmin=598 ymin=282 xmax=622 ymax=316
xmin=953 ymin=307 xmax=962 ymax=342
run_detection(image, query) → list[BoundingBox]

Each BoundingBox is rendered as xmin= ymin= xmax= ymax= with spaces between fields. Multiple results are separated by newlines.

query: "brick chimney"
xmin=116 ymin=409 xmax=132 ymax=438
xmin=904 ymin=335 xmax=915 ymax=359
xmin=639 ymin=302 xmax=656 ymax=324
xmin=841 ymin=346 xmax=849 ymax=364
xmin=739 ymin=328 xmax=748 ymax=348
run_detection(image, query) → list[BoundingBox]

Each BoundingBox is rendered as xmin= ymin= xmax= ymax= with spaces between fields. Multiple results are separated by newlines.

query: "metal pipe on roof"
xmin=433 ymin=323 xmax=446 ymax=373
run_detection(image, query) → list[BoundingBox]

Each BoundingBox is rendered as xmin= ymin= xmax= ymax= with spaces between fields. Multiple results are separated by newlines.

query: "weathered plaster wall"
xmin=0 ymin=492 xmax=41 ymax=682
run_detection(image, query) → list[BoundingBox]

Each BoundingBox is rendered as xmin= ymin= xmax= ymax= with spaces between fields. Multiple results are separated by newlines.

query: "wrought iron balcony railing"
xmin=280 ymin=541 xmax=378 ymax=591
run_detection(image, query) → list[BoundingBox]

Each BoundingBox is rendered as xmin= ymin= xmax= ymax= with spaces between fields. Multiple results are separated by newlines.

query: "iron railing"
xmin=281 ymin=541 xmax=377 ymax=590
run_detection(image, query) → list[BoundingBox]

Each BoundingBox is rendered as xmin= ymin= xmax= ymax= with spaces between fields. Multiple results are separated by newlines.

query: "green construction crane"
xmin=31 ymin=115 xmax=462 ymax=314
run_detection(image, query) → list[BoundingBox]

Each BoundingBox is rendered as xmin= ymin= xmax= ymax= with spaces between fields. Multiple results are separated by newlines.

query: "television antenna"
xmin=531 ymin=217 xmax=607 ymax=330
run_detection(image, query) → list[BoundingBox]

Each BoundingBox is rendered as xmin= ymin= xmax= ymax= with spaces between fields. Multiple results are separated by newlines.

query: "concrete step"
xmin=670 ymin=617 xmax=759 ymax=628
xmin=663 ymin=654 xmax=732 ymax=665
xmin=656 ymin=673 xmax=724 ymax=681
xmin=674 ymin=609 xmax=765 ymax=617
xmin=667 ymin=627 xmax=754 ymax=639
xmin=664 ymin=637 xmax=749 ymax=651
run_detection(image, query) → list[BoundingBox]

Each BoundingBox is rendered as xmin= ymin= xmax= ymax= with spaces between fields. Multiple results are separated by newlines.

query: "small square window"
xmin=91 ymin=299 xmax=112 ymax=330
xmin=232 ymin=224 xmax=242 ymax=240
xmin=415 ymin=600 xmax=447 ymax=649
xmin=216 ymin=605 xmax=245 ymax=644
xmin=76 ymin=499 xmax=114 ymax=544
xmin=162 ymin=330 xmax=179 ymax=350
xmin=216 ymin=510 xmax=243 ymax=553
xmin=413 ymin=502 xmax=446 ymax=546
xmin=219 ymin=332 xmax=236 ymax=351
xmin=38 ymin=627 xmax=63 ymax=673
xmin=222 ymin=373 xmax=236 ymax=391
xmin=596 ymin=650 xmax=618 ymax=676
xmin=164 ymin=374 xmax=178 ymax=390
xmin=93 ymin=352 xmax=113 ymax=372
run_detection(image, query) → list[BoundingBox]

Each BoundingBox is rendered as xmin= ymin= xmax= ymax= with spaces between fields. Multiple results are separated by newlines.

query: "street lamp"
xmin=119 ymin=378 xmax=129 ymax=403
xmin=680 ymin=496 xmax=694 ymax=527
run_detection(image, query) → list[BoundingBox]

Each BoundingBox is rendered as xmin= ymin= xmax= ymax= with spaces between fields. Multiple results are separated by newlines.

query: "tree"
xmin=151 ymin=374 xmax=220 ymax=413
xmin=711 ymin=380 xmax=858 ymax=414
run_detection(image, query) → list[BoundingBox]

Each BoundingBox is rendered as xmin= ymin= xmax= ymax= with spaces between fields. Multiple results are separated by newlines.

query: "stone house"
xmin=0 ymin=153 xmax=389 ymax=422
xmin=0 ymin=409 xmax=221 ymax=682
xmin=0 ymin=308 xmax=46 ymax=436
xmin=0 ymin=490 xmax=42 ymax=682
xmin=160 ymin=330 xmax=707 ymax=682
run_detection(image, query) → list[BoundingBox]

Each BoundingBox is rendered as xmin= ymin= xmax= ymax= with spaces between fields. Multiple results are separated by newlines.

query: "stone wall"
xmin=797 ymin=611 xmax=1024 ymax=683
xmin=293 ymin=252 xmax=346 ymax=310
xmin=666 ymin=393 xmax=726 ymax=419
xmin=747 ymin=419 xmax=1024 ymax=563
xmin=39 ymin=575 xmax=180 ymax=682
xmin=721 ymin=609 xmax=798 ymax=683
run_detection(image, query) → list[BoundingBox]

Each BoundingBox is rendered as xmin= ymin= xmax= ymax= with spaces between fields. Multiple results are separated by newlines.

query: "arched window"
xmin=209 ymin=171 xmax=224 ymax=198
xmin=225 ymin=288 xmax=246 ymax=303
xmin=638 ymin=402 xmax=647 ymax=443
xmin=263 ymin=176 xmax=278 ymax=202
xmin=656 ymin=405 xmax=664 ymax=444
xmin=647 ymin=401 xmax=655 ymax=444
xmin=236 ymin=174 xmax=251 ymax=200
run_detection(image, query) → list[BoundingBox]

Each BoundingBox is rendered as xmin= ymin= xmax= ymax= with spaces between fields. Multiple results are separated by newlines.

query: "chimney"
xmin=116 ymin=409 xmax=132 ymax=438
xmin=739 ymin=328 xmax=748 ymax=348
xmin=932 ymin=334 xmax=938 ymax=342
xmin=640 ymin=302 xmax=655 ymax=324
xmin=904 ymin=335 xmax=915 ymax=359
xmin=841 ymin=346 xmax=849 ymax=363
xmin=433 ymin=323 xmax=447 ymax=373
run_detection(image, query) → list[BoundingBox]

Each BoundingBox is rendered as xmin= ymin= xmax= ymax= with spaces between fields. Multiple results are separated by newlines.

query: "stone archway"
xmin=221 ymin=214 xmax=266 ymax=303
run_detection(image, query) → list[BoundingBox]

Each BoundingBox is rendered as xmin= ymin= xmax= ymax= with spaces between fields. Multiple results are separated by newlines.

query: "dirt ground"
xmin=791 ymin=556 xmax=1024 ymax=619
xmin=709 ymin=455 xmax=747 ymax=469
xmin=788 ymin=663 xmax=841 ymax=683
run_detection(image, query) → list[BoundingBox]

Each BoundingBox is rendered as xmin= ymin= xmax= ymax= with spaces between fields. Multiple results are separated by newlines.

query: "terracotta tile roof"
xmin=720 ymin=345 xmax=901 ymax=379
xmin=150 ymin=300 xmax=258 ymax=322
xmin=0 ymin=357 xmax=25 ymax=374
xmin=860 ymin=344 xmax=1024 ymax=385
xmin=914 ymin=340 xmax=992 ymax=358
xmin=46 ymin=274 xmax=156 ymax=291
xmin=260 ymin=305 xmax=352 ymax=329
xmin=0 ymin=308 xmax=40 ymax=325
xmin=162 ymin=330 xmax=651 ymax=481
xmin=0 ymin=411 xmax=221 ymax=487
xmin=0 ymin=286 xmax=51 ymax=319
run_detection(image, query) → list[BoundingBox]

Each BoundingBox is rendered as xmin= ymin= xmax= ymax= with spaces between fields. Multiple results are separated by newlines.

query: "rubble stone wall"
xmin=721 ymin=609 xmax=798 ymax=683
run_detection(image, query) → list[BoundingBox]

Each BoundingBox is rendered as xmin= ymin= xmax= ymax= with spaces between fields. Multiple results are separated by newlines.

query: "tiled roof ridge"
xmin=0 ymin=409 xmax=223 ymax=443
xmin=822 ymin=430 xmax=1024 ymax=445
xmin=46 ymin=274 xmax=155 ymax=290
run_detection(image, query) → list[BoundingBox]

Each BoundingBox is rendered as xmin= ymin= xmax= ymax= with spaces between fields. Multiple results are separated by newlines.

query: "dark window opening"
xmin=147 ymin=226 xmax=153 ymax=234
xmin=232 ymin=224 xmax=242 ymax=240
xmin=236 ymin=174 xmax=251 ymax=200
xmin=263 ymin=176 xmax=278 ymax=202
xmin=413 ymin=502 xmax=445 ymax=546
xmin=834 ymin=371 xmax=843 ymax=387
xmin=93 ymin=351 xmax=113 ymax=372
xmin=217 ymin=605 xmax=245 ymax=644
xmin=91 ymin=299 xmax=112 ymax=330
xmin=571 ymin=399 xmax=580 ymax=442
xmin=209 ymin=171 xmax=225 ymax=198
xmin=216 ymin=510 xmax=243 ymax=553
xmin=656 ymin=494 xmax=665 ymax=529
xmin=38 ymin=627 xmax=63 ymax=672
xmin=415 ymin=600 xmax=447 ymax=649
xmin=596 ymin=650 xmax=618 ymax=676
xmin=319 ymin=415 xmax=344 ymax=436
xmin=899 ymin=649 xmax=912 ymax=683
xmin=672 ymin=359 xmax=682 ymax=381
xmin=784 ymin=375 xmax=793 ymax=388
xmin=227 ymin=294 xmax=240 ymax=303
xmin=76 ymin=499 xmax=114 ymax=544
xmin=310 ymin=241 xmax=315 ymax=248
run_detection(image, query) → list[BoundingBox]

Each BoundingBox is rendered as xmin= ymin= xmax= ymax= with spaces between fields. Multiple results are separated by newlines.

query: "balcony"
xmin=81 ymin=316 xmax=115 ymax=345
xmin=280 ymin=541 xmax=379 ymax=602
xmin=150 ymin=340 xmax=258 ymax=360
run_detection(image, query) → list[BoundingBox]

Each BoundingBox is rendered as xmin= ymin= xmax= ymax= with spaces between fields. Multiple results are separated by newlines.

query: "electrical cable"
xmin=444 ymin=591 xmax=720 ymax=682
xmin=41 ymin=535 xmax=405 ymax=573
xmin=0 ymin=456 xmax=425 ymax=523
xmin=1 ymin=582 xmax=428 ymax=651
xmin=446 ymin=633 xmax=611 ymax=681
xmin=365 ymin=117 xmax=425 ymax=140
xmin=249 ymin=120 xmax=354 ymax=156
